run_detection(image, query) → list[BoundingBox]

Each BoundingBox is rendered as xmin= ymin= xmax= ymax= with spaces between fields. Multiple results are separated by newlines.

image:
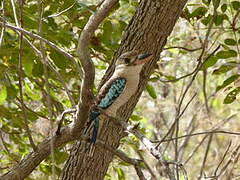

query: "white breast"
xmin=103 ymin=64 xmax=143 ymax=116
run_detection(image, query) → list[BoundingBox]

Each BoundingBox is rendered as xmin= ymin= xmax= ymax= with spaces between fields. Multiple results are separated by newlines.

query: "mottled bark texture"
xmin=61 ymin=0 xmax=188 ymax=179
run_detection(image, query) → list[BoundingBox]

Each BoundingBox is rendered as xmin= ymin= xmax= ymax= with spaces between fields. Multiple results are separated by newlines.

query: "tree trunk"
xmin=61 ymin=0 xmax=188 ymax=179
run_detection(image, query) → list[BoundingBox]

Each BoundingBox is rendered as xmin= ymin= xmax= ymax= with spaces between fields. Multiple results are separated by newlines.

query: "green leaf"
xmin=216 ymin=74 xmax=240 ymax=91
xmin=212 ymin=0 xmax=220 ymax=9
xmin=224 ymin=38 xmax=237 ymax=46
xmin=201 ymin=56 xmax=219 ymax=70
xmin=114 ymin=167 xmax=125 ymax=180
xmin=201 ymin=14 xmax=212 ymax=25
xmin=23 ymin=53 xmax=34 ymax=76
xmin=25 ymin=83 xmax=41 ymax=101
xmin=224 ymin=87 xmax=240 ymax=104
xmin=6 ymin=85 xmax=17 ymax=100
xmin=54 ymin=151 xmax=69 ymax=165
xmin=213 ymin=63 xmax=236 ymax=75
xmin=146 ymin=84 xmax=157 ymax=99
xmin=39 ymin=164 xmax=52 ymax=175
xmin=49 ymin=50 xmax=67 ymax=69
xmin=231 ymin=1 xmax=240 ymax=10
xmin=32 ymin=61 xmax=44 ymax=77
xmin=216 ymin=50 xmax=237 ymax=59
xmin=101 ymin=20 xmax=113 ymax=48
xmin=130 ymin=115 xmax=143 ymax=121
xmin=23 ymin=14 xmax=38 ymax=29
xmin=202 ymin=0 xmax=211 ymax=6
xmin=221 ymin=4 xmax=227 ymax=12
xmin=214 ymin=14 xmax=228 ymax=26
xmin=190 ymin=7 xmax=208 ymax=19
xmin=95 ymin=65 xmax=107 ymax=70
xmin=0 ymin=86 xmax=7 ymax=105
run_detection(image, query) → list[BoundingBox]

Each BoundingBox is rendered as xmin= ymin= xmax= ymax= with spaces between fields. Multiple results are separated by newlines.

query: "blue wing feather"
xmin=88 ymin=78 xmax=126 ymax=145
xmin=98 ymin=78 xmax=126 ymax=109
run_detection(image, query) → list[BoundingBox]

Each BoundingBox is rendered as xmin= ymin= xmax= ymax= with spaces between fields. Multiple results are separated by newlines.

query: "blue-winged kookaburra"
xmin=85 ymin=50 xmax=153 ymax=154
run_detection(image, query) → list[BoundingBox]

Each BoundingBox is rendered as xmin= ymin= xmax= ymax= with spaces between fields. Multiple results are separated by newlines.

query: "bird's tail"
xmin=83 ymin=110 xmax=100 ymax=156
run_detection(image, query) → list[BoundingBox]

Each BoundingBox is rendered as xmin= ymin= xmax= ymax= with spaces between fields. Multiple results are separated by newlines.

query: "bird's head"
xmin=115 ymin=51 xmax=153 ymax=67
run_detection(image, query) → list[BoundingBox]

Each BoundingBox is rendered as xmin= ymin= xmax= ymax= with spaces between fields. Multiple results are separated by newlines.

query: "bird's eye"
xmin=124 ymin=58 xmax=131 ymax=64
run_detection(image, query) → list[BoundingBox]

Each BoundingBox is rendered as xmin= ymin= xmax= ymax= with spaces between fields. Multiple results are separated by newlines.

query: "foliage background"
xmin=0 ymin=0 xmax=240 ymax=179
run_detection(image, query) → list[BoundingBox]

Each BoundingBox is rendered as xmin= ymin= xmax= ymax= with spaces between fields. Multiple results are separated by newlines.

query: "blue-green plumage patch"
xmin=98 ymin=78 xmax=126 ymax=109
xmin=88 ymin=78 xmax=126 ymax=144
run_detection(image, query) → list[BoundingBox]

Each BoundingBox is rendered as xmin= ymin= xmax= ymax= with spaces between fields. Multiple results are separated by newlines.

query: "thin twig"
xmin=0 ymin=130 xmax=19 ymax=163
xmin=18 ymin=36 xmax=76 ymax=106
xmin=202 ymin=70 xmax=210 ymax=113
xmin=163 ymin=46 xmax=202 ymax=52
xmin=15 ymin=97 xmax=49 ymax=120
xmin=74 ymin=0 xmax=119 ymax=133
xmin=156 ymin=93 xmax=197 ymax=149
xmin=0 ymin=129 xmax=10 ymax=154
xmin=136 ymin=150 xmax=158 ymax=180
xmin=171 ymin=46 xmax=220 ymax=168
xmin=134 ymin=165 xmax=147 ymax=180
xmin=214 ymin=141 xmax=232 ymax=177
xmin=0 ymin=21 xmax=79 ymax=71
xmin=98 ymin=108 xmax=176 ymax=180
xmin=160 ymin=130 xmax=240 ymax=142
xmin=47 ymin=2 xmax=76 ymax=18
xmin=198 ymin=134 xmax=213 ymax=180
xmin=17 ymin=0 xmax=37 ymax=151
xmin=217 ymin=144 xmax=240 ymax=178
xmin=10 ymin=0 xmax=19 ymax=27
xmin=56 ymin=108 xmax=77 ymax=135
xmin=97 ymin=140 xmax=142 ymax=165
xmin=178 ymin=115 xmax=197 ymax=161
xmin=0 ymin=0 xmax=5 ymax=46
xmin=38 ymin=1 xmax=56 ymax=178
xmin=183 ymin=113 xmax=236 ymax=165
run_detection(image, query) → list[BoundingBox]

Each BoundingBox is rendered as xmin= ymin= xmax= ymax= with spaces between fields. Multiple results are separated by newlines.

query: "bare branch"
xmin=160 ymin=130 xmax=240 ymax=142
xmin=136 ymin=150 xmax=158 ymax=180
xmin=98 ymin=108 xmax=176 ymax=180
xmin=134 ymin=165 xmax=147 ymax=180
xmin=15 ymin=97 xmax=49 ymax=120
xmin=0 ymin=0 xmax=5 ymax=46
xmin=73 ymin=0 xmax=119 ymax=132
xmin=17 ymin=0 xmax=37 ymax=151
xmin=56 ymin=108 xmax=77 ymax=135
xmin=47 ymin=2 xmax=76 ymax=18
xmin=38 ymin=1 xmax=56 ymax=178
xmin=76 ymin=0 xmax=119 ymax=104
xmin=163 ymin=46 xmax=202 ymax=52
xmin=0 ymin=20 xmax=76 ymax=106
xmin=0 ymin=0 xmax=118 ymax=180
xmin=214 ymin=141 xmax=232 ymax=178
xmin=217 ymin=144 xmax=240 ymax=178
xmin=97 ymin=140 xmax=142 ymax=165
xmin=202 ymin=70 xmax=210 ymax=113
xmin=98 ymin=142 xmax=147 ymax=180
xmin=1 ymin=126 xmax=75 ymax=180
xmin=0 ymin=21 xmax=78 ymax=68
xmin=198 ymin=134 xmax=213 ymax=180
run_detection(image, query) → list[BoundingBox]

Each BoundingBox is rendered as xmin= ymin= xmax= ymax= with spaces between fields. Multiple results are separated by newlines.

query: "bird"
xmin=84 ymin=50 xmax=153 ymax=155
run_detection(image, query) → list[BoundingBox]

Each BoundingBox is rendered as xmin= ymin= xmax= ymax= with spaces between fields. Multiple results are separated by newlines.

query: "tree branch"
xmin=17 ymin=0 xmax=37 ymax=151
xmin=0 ymin=0 xmax=5 ymax=46
xmin=98 ymin=108 xmax=176 ymax=179
xmin=163 ymin=46 xmax=202 ymax=52
xmin=1 ymin=1 xmax=120 ymax=179
xmin=0 ymin=21 xmax=78 ymax=69
xmin=73 ymin=0 xmax=119 ymax=132
xmin=1 ymin=126 xmax=76 ymax=180
xmin=98 ymin=141 xmax=147 ymax=180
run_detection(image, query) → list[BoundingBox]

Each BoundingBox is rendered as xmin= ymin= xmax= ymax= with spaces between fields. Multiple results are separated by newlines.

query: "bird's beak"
xmin=134 ymin=53 xmax=153 ymax=65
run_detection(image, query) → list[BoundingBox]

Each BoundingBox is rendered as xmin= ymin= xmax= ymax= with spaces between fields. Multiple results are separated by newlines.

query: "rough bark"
xmin=61 ymin=0 xmax=188 ymax=179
